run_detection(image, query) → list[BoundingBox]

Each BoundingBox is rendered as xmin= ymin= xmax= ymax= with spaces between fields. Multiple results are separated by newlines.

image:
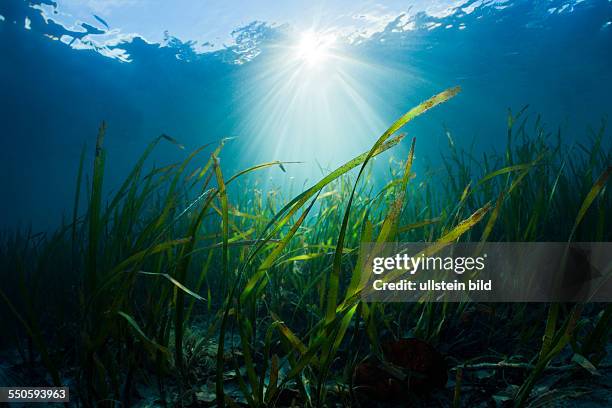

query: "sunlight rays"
xmin=233 ymin=29 xmax=416 ymax=185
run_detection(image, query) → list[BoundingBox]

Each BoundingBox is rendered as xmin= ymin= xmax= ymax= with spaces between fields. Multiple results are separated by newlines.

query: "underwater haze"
xmin=1 ymin=0 xmax=611 ymax=228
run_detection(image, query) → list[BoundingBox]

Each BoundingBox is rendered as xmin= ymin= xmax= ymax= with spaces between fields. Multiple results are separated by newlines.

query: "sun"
xmin=295 ymin=31 xmax=336 ymax=66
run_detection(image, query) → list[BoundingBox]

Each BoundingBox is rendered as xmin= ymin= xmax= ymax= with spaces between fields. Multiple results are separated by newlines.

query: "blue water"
xmin=1 ymin=0 xmax=611 ymax=229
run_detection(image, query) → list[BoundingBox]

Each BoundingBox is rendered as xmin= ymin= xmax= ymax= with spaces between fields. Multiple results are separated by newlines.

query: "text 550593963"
xmin=0 ymin=387 xmax=69 ymax=402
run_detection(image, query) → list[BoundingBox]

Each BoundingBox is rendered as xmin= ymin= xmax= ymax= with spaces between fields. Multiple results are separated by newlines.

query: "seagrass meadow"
xmin=1 ymin=87 xmax=611 ymax=407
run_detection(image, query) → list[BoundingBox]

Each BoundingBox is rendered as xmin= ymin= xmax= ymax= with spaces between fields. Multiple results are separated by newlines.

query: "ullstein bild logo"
xmin=359 ymin=243 xmax=612 ymax=303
